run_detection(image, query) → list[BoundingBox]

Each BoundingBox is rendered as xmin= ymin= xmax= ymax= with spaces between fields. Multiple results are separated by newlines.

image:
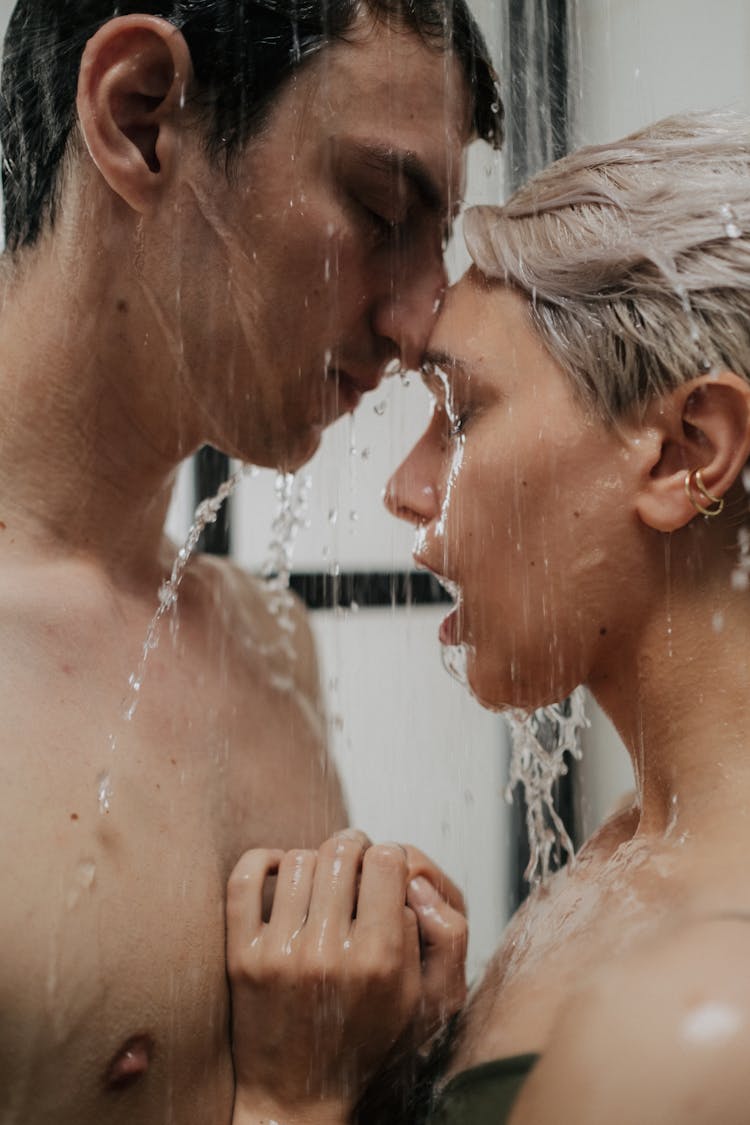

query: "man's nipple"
xmin=105 ymin=1034 xmax=155 ymax=1090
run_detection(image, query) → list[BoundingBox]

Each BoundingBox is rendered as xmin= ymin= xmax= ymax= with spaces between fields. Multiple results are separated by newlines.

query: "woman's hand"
xmin=404 ymin=846 xmax=468 ymax=1049
xmin=227 ymin=834 xmax=423 ymax=1124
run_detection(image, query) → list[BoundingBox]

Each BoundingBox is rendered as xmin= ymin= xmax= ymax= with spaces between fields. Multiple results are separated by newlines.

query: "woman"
xmin=227 ymin=111 xmax=750 ymax=1124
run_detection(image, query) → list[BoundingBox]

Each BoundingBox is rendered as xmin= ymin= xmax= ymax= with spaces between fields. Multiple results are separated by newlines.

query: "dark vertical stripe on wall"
xmin=502 ymin=0 xmax=583 ymax=913
xmin=195 ymin=446 xmax=231 ymax=556
xmin=504 ymin=0 xmax=571 ymax=193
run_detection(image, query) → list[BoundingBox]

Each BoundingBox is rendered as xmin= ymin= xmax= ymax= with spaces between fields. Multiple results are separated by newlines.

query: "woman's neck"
xmin=589 ymin=567 xmax=750 ymax=838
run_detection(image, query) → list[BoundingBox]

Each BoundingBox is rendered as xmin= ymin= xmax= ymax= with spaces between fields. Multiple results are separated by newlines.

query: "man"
xmin=0 ymin=1 xmax=501 ymax=1121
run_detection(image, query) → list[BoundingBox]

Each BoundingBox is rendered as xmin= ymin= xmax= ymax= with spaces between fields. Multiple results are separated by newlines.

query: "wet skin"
xmin=385 ymin=272 xmax=750 ymax=1120
xmin=0 ymin=13 xmax=472 ymax=1125
xmin=0 ymin=550 xmax=343 ymax=1123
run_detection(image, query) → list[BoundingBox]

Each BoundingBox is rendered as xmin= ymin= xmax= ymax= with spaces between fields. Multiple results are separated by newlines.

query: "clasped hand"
xmin=227 ymin=831 xmax=468 ymax=1124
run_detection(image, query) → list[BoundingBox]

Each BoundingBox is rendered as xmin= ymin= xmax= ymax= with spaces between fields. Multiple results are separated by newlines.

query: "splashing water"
xmin=259 ymin=471 xmax=313 ymax=660
xmin=432 ymin=363 xmax=466 ymax=542
xmin=506 ymin=686 xmax=589 ymax=887
xmin=441 ymin=642 xmax=469 ymax=688
xmin=123 ymin=466 xmax=248 ymax=722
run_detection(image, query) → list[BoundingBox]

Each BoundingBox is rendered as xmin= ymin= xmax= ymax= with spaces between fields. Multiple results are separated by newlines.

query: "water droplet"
xmin=77 ymin=860 xmax=96 ymax=889
xmin=712 ymin=611 xmax=725 ymax=633
xmin=328 ymin=508 xmax=338 ymax=525
xmin=731 ymin=569 xmax=749 ymax=591
xmin=349 ymin=510 xmax=359 ymax=523
xmin=682 ymin=1002 xmax=744 ymax=1045
xmin=720 ymin=203 xmax=742 ymax=239
xmin=361 ymin=447 xmax=371 ymax=461
xmin=373 ymin=400 xmax=388 ymax=417
xmin=97 ymin=772 xmax=113 ymax=815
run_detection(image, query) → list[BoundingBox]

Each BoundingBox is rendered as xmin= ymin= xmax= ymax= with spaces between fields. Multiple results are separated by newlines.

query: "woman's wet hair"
xmin=0 ymin=0 xmax=503 ymax=253
xmin=465 ymin=112 xmax=750 ymax=422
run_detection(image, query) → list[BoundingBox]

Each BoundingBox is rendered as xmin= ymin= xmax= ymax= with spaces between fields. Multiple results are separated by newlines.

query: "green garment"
xmin=426 ymin=1054 xmax=539 ymax=1124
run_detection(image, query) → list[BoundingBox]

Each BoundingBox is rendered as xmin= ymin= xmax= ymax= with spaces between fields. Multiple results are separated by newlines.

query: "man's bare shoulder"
xmin=510 ymin=913 xmax=750 ymax=1124
xmin=183 ymin=551 xmax=321 ymax=695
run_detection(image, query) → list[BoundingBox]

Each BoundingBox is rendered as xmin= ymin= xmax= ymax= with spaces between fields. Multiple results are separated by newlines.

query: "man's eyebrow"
xmin=352 ymin=142 xmax=452 ymax=214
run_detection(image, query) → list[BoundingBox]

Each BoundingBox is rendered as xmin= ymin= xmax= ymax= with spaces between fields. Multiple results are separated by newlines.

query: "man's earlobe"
xmin=635 ymin=372 xmax=750 ymax=533
xmin=77 ymin=16 xmax=193 ymax=216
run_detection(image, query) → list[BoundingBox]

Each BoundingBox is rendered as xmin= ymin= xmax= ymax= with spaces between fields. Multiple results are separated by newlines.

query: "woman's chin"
xmin=463 ymin=652 xmax=578 ymax=715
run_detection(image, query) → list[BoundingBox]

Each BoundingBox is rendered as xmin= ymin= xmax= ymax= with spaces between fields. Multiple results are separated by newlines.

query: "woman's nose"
xmin=384 ymin=453 xmax=439 ymax=526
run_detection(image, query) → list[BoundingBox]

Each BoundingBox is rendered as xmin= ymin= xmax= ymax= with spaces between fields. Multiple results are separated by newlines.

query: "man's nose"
xmin=372 ymin=253 xmax=447 ymax=372
xmin=384 ymin=448 xmax=439 ymax=527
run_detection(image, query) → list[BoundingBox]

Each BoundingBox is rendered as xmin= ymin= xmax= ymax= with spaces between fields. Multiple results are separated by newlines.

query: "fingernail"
xmin=333 ymin=828 xmax=368 ymax=843
xmin=409 ymin=876 xmax=438 ymax=903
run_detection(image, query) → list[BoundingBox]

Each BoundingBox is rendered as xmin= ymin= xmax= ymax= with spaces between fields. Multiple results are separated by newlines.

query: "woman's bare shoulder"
xmin=509 ymin=912 xmax=750 ymax=1124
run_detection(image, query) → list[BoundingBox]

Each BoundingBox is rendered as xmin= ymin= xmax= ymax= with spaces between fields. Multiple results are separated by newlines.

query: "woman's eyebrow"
xmin=421 ymin=349 xmax=474 ymax=385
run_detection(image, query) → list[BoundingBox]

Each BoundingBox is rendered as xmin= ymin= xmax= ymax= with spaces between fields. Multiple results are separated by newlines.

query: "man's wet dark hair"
xmin=0 ymin=0 xmax=503 ymax=252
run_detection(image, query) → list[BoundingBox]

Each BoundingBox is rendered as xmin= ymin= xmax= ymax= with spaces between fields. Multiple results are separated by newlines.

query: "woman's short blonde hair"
xmin=465 ymin=112 xmax=750 ymax=421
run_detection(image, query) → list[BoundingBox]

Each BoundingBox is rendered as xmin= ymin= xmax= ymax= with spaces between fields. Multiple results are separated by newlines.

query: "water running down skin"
xmin=0 ymin=2 xmax=492 ymax=1120
xmin=228 ymin=116 xmax=750 ymax=1124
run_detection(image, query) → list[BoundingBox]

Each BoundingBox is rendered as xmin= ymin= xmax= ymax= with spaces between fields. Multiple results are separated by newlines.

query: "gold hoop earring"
xmin=684 ymin=468 xmax=724 ymax=517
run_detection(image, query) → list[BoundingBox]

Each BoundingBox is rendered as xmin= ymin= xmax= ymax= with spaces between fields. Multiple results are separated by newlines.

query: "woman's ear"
xmin=635 ymin=371 xmax=750 ymax=533
xmin=77 ymin=16 xmax=194 ymax=216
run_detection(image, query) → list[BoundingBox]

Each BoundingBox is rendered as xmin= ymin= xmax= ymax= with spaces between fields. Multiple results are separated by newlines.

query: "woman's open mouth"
xmin=434 ymin=575 xmax=462 ymax=645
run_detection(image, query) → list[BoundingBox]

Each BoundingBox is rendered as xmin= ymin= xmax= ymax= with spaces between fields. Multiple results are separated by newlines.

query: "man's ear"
xmin=635 ymin=371 xmax=750 ymax=532
xmin=77 ymin=16 xmax=194 ymax=216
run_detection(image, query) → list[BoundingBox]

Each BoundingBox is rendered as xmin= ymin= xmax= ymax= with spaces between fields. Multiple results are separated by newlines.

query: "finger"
xmin=227 ymin=848 xmax=285 ymax=936
xmin=407 ymin=876 xmax=468 ymax=955
xmin=307 ymin=834 xmax=367 ymax=938
xmin=355 ymin=843 xmax=409 ymax=934
xmin=332 ymin=827 xmax=372 ymax=849
xmin=267 ymin=849 xmax=317 ymax=941
xmin=407 ymin=877 xmax=468 ymax=1033
xmin=403 ymin=846 xmax=466 ymax=915
xmin=401 ymin=904 xmax=424 ymax=1011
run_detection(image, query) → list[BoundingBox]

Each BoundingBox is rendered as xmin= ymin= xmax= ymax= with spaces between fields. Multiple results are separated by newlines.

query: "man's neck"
xmin=0 ymin=232 xmax=192 ymax=584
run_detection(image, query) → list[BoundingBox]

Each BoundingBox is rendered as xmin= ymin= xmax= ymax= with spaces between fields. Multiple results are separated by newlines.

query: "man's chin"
xmin=217 ymin=421 xmax=324 ymax=474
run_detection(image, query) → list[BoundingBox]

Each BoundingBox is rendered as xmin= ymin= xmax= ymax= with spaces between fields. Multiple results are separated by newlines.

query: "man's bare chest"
xmin=0 ymin=583 xmax=332 ymax=1123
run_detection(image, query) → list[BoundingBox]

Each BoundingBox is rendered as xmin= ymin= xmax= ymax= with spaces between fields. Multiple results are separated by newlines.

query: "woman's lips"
xmin=439 ymin=604 xmax=461 ymax=645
